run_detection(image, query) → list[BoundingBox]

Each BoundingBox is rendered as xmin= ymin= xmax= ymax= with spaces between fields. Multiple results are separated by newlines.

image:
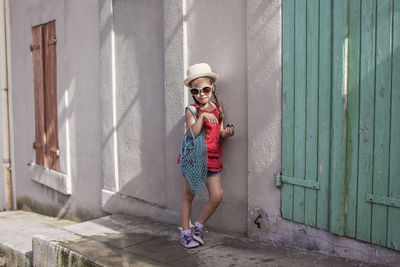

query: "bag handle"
xmin=186 ymin=106 xmax=197 ymax=120
xmin=186 ymin=106 xmax=198 ymax=140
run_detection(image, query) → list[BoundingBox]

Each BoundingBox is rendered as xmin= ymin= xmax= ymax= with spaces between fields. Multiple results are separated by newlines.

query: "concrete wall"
xmin=8 ymin=0 xmax=104 ymax=221
xmin=100 ymin=0 xmax=247 ymax=234
xmin=247 ymin=0 xmax=282 ymax=234
xmin=99 ymin=0 xmax=185 ymax=225
xmin=187 ymin=0 xmax=248 ymax=233
xmin=114 ymin=0 xmax=166 ymax=206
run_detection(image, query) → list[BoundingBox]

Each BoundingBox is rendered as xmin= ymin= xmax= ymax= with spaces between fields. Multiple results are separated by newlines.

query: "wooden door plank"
xmin=44 ymin=21 xmax=59 ymax=171
xmin=282 ymin=0 xmax=296 ymax=220
xmin=371 ymin=0 xmax=392 ymax=247
xmin=305 ymin=0 xmax=319 ymax=227
xmin=387 ymin=0 xmax=400 ymax=251
xmin=316 ymin=0 xmax=332 ymax=231
xmin=329 ymin=0 xmax=348 ymax=236
xmin=32 ymin=25 xmax=45 ymax=166
xmin=293 ymin=0 xmax=307 ymax=224
xmin=345 ymin=0 xmax=361 ymax=238
xmin=357 ymin=0 xmax=376 ymax=243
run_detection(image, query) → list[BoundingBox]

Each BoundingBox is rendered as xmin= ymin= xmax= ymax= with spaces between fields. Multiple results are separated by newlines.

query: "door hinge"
xmin=367 ymin=194 xmax=400 ymax=208
xmin=275 ymin=173 xmax=320 ymax=190
xmin=48 ymin=148 xmax=60 ymax=157
xmin=29 ymin=44 xmax=40 ymax=51
xmin=33 ymin=142 xmax=43 ymax=149
xmin=48 ymin=38 xmax=56 ymax=46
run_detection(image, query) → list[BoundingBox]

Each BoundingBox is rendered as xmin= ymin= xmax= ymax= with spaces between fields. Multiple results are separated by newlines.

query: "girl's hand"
xmin=221 ymin=125 xmax=234 ymax=138
xmin=201 ymin=113 xmax=218 ymax=126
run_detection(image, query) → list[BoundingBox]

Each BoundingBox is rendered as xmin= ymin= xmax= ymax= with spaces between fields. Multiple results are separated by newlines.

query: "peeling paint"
xmin=254 ymin=214 xmax=262 ymax=229
xmin=364 ymin=116 xmax=369 ymax=143
xmin=379 ymin=87 xmax=385 ymax=97
xmin=248 ymin=207 xmax=271 ymax=234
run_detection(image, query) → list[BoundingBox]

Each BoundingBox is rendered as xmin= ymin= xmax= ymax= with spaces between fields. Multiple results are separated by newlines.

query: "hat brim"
xmin=184 ymin=72 xmax=218 ymax=87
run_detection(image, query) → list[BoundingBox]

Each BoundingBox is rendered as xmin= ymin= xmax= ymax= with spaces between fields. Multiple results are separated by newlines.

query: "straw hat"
xmin=184 ymin=63 xmax=218 ymax=87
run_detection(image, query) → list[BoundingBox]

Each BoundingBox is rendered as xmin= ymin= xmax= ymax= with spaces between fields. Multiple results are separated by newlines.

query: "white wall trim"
xmin=29 ymin=162 xmax=71 ymax=195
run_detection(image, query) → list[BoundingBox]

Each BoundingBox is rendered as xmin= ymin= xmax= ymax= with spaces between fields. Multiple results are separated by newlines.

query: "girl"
xmin=178 ymin=63 xmax=234 ymax=248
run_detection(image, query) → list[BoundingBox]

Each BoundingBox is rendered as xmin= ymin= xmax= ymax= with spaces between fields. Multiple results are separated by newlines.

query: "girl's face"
xmin=191 ymin=77 xmax=213 ymax=105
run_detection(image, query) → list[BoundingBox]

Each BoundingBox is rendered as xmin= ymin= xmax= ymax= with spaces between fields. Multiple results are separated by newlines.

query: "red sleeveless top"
xmin=177 ymin=106 xmax=223 ymax=172
xmin=202 ymin=107 xmax=223 ymax=172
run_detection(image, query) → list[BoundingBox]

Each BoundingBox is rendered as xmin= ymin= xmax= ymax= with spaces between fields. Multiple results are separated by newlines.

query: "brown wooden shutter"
xmin=43 ymin=21 xmax=59 ymax=171
xmin=31 ymin=20 xmax=59 ymax=171
xmin=32 ymin=25 xmax=46 ymax=166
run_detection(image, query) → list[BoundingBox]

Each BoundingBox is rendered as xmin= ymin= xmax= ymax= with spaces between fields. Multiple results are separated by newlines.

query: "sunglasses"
xmin=189 ymin=86 xmax=212 ymax=96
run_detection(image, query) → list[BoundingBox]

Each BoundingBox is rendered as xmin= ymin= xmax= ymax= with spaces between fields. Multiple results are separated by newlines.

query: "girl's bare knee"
xmin=183 ymin=191 xmax=195 ymax=203
xmin=210 ymin=189 xmax=223 ymax=204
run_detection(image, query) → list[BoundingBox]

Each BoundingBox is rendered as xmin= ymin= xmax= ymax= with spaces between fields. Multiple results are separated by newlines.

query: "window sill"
xmin=28 ymin=162 xmax=71 ymax=195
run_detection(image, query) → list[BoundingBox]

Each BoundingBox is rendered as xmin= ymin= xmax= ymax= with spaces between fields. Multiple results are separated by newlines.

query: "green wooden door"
xmin=280 ymin=0 xmax=400 ymax=251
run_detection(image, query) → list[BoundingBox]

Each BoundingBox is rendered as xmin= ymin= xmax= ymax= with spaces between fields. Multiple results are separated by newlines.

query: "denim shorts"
xmin=181 ymin=170 xmax=222 ymax=178
xmin=207 ymin=171 xmax=221 ymax=178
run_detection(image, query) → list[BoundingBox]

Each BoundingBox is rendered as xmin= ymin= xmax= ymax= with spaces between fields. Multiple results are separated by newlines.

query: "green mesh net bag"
xmin=179 ymin=107 xmax=208 ymax=194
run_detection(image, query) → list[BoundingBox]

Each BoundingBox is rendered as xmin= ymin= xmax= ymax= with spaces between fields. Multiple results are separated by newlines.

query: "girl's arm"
xmin=186 ymin=107 xmax=218 ymax=138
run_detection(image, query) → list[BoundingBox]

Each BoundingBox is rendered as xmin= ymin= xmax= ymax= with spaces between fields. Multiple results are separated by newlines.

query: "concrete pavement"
xmin=0 ymin=211 xmax=389 ymax=266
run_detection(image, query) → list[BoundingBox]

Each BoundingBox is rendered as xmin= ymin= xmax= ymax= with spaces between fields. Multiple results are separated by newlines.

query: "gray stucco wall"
xmin=100 ymin=0 xmax=248 ymax=234
xmin=8 ymin=0 xmax=104 ymax=220
xmin=247 ymin=0 xmax=282 ymax=232
xmin=186 ymin=0 xmax=248 ymax=233
xmin=113 ymin=0 xmax=167 ymax=207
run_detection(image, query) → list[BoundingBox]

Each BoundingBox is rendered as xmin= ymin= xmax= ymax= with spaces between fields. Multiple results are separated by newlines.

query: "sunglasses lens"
xmin=203 ymin=87 xmax=211 ymax=94
xmin=190 ymin=89 xmax=199 ymax=95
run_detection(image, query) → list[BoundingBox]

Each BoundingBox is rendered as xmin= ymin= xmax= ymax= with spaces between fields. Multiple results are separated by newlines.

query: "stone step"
xmin=32 ymin=214 xmax=175 ymax=266
xmin=0 ymin=210 xmax=76 ymax=267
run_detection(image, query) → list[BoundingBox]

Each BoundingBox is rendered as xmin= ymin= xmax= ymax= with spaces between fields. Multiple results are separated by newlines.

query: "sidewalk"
xmin=0 ymin=211 xmax=388 ymax=266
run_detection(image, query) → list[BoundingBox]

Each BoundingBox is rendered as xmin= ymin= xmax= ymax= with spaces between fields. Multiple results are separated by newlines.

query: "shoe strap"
xmin=182 ymin=234 xmax=192 ymax=244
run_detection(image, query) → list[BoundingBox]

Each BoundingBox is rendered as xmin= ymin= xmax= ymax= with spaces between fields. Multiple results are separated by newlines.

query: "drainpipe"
xmin=0 ymin=0 xmax=13 ymax=211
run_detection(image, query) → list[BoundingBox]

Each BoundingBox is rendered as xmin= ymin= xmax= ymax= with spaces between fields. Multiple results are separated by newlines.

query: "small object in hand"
xmin=226 ymin=124 xmax=234 ymax=128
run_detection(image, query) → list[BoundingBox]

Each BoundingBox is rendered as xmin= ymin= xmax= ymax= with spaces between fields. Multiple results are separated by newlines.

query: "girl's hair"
xmin=190 ymin=78 xmax=224 ymax=137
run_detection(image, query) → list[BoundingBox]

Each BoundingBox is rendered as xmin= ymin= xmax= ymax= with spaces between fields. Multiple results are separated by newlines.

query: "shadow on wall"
xmin=101 ymin=0 xmax=171 ymax=211
xmin=99 ymin=0 xmax=195 ymax=224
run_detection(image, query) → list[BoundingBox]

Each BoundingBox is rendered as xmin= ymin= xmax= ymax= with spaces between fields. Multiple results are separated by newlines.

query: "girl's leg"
xmin=180 ymin=177 xmax=195 ymax=230
xmin=196 ymin=175 xmax=223 ymax=225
